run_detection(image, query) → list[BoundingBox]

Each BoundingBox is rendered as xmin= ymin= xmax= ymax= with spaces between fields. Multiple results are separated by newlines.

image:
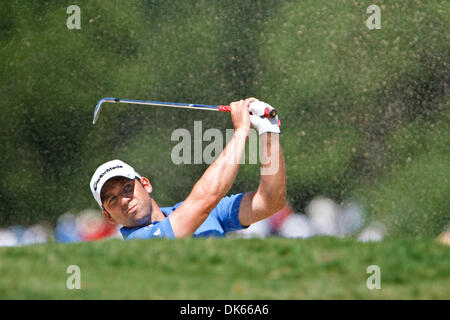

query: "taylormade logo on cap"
xmin=90 ymin=160 xmax=141 ymax=208
xmin=93 ymin=165 xmax=123 ymax=191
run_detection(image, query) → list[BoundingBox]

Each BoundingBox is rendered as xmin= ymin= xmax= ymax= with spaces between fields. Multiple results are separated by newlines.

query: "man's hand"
xmin=229 ymin=98 xmax=257 ymax=133
xmin=249 ymin=100 xmax=281 ymax=135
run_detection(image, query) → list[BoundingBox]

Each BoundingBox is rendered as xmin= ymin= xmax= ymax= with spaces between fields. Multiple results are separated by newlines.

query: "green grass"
xmin=0 ymin=237 xmax=449 ymax=299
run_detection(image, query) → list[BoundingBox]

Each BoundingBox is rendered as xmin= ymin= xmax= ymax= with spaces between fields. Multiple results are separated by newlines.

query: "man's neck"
xmin=149 ymin=198 xmax=166 ymax=223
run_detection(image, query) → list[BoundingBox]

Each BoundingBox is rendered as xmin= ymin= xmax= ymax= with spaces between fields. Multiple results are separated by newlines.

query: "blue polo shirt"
xmin=120 ymin=193 xmax=246 ymax=240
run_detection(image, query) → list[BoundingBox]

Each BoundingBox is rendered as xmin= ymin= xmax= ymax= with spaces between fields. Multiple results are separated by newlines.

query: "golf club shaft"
xmin=93 ymin=97 xmax=277 ymax=124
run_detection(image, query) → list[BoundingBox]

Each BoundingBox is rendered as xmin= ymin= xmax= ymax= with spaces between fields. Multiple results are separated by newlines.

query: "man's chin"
xmin=131 ymin=214 xmax=151 ymax=228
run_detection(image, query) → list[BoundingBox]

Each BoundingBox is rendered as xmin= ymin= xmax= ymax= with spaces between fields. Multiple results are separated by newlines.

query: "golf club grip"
xmin=218 ymin=105 xmax=232 ymax=112
xmin=218 ymin=105 xmax=277 ymax=118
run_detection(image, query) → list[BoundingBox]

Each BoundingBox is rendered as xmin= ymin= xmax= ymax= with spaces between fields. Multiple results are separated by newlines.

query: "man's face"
xmin=100 ymin=176 xmax=153 ymax=227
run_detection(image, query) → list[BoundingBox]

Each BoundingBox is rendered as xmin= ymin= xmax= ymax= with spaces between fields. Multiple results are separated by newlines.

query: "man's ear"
xmin=140 ymin=176 xmax=153 ymax=194
xmin=102 ymin=208 xmax=116 ymax=225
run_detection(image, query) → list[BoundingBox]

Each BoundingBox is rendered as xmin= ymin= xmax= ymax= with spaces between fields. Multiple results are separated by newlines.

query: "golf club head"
xmin=92 ymin=98 xmax=116 ymax=124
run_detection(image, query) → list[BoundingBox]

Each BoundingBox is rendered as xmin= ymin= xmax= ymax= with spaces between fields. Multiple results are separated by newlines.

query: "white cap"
xmin=90 ymin=159 xmax=141 ymax=208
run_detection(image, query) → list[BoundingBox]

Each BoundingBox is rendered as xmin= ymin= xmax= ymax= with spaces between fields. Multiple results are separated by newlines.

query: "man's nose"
xmin=120 ymin=194 xmax=133 ymax=207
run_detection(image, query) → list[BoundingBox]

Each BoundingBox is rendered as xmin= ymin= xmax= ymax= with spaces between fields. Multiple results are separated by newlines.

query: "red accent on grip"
xmin=219 ymin=105 xmax=277 ymax=119
xmin=218 ymin=105 xmax=231 ymax=112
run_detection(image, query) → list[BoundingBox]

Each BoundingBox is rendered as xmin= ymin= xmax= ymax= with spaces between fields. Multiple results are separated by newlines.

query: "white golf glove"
xmin=249 ymin=100 xmax=280 ymax=135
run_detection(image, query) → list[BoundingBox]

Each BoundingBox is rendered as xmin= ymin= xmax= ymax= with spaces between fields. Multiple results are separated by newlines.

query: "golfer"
xmin=90 ymin=97 xmax=286 ymax=239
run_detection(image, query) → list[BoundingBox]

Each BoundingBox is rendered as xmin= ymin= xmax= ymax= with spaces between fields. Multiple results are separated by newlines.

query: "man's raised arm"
xmin=238 ymin=102 xmax=286 ymax=227
xmin=168 ymin=98 xmax=255 ymax=238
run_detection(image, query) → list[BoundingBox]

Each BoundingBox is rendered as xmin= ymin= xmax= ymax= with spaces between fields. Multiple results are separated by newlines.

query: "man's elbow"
xmin=274 ymin=195 xmax=287 ymax=213
xmin=265 ymin=190 xmax=286 ymax=216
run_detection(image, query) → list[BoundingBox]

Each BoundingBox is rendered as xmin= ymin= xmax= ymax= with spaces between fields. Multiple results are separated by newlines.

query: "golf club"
xmin=92 ymin=97 xmax=277 ymax=124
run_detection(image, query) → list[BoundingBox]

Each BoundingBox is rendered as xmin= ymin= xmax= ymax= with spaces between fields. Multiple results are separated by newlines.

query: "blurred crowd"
xmin=0 ymin=209 xmax=121 ymax=247
xmin=231 ymin=196 xmax=388 ymax=242
xmin=1 ymin=196 xmax=449 ymax=247
xmin=232 ymin=196 xmax=450 ymax=247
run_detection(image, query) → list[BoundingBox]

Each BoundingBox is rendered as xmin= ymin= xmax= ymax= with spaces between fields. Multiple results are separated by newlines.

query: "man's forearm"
xmin=236 ymin=132 xmax=286 ymax=227
xmin=257 ymin=132 xmax=286 ymax=211
xmin=192 ymin=128 xmax=248 ymax=201
xmin=168 ymin=128 xmax=248 ymax=238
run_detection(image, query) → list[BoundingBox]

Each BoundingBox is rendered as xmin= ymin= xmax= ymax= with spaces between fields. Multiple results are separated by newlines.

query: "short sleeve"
xmin=121 ymin=217 xmax=175 ymax=240
xmin=212 ymin=193 xmax=247 ymax=233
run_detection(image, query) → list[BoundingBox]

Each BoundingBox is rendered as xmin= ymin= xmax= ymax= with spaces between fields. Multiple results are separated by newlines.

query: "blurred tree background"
xmin=0 ymin=0 xmax=448 ymax=238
